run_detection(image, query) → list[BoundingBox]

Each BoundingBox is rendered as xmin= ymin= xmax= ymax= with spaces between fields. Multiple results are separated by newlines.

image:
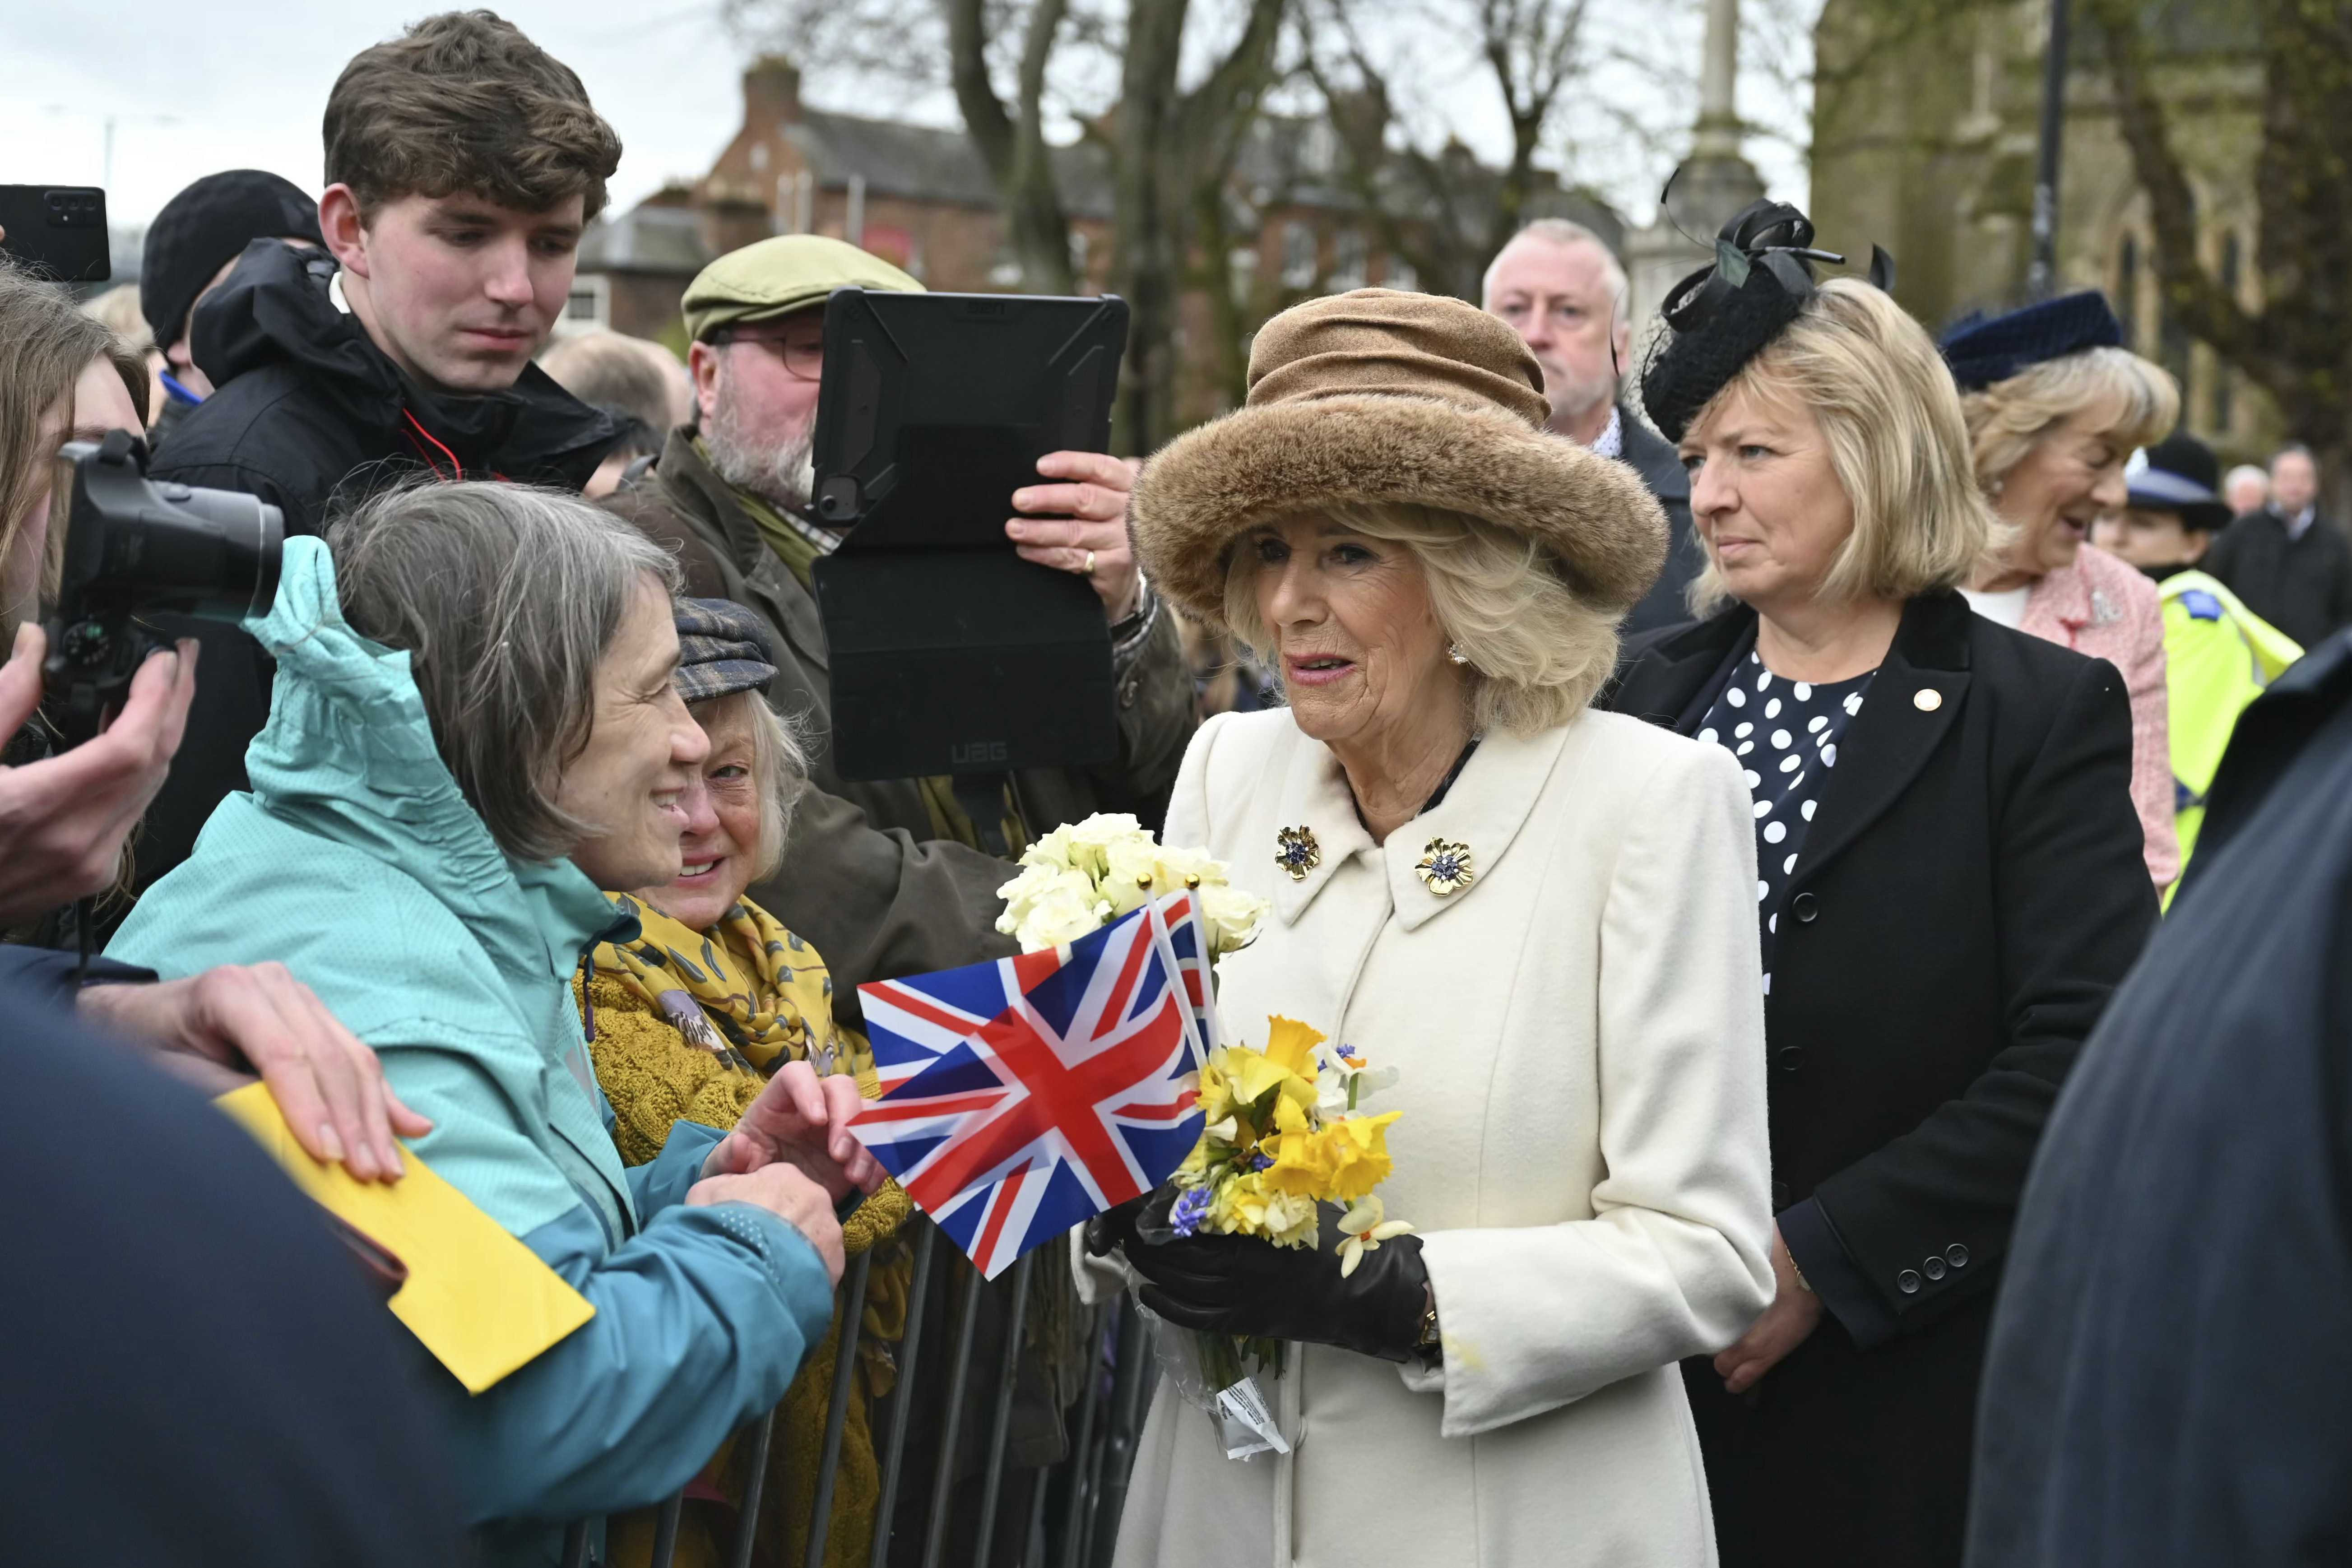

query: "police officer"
xmin=2092 ymin=433 xmax=2303 ymax=890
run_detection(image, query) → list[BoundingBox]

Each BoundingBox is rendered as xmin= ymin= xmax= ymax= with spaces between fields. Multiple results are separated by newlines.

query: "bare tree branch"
xmin=943 ymin=0 xmax=1078 ymax=290
xmin=2081 ymin=0 xmax=2352 ymax=473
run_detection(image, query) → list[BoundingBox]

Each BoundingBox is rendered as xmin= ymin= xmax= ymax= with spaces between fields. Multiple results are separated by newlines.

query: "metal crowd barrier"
xmin=559 ymin=1221 xmax=1156 ymax=1568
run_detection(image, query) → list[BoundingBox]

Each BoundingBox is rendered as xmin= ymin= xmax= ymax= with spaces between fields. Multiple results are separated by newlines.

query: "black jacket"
xmin=1967 ymin=629 xmax=2352 ymax=1568
xmin=159 ymin=239 xmax=618 ymax=523
xmin=1614 ymin=406 xmax=1699 ymax=636
xmin=1606 ymin=593 xmax=2157 ymax=1568
xmin=136 ymin=240 xmax=617 ymax=896
xmin=2203 ymin=505 xmax=2352 ymax=649
xmin=0 ymin=984 xmax=464 ymax=1564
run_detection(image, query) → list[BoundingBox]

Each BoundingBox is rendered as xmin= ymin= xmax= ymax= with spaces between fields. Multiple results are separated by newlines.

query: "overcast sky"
xmin=0 ymin=0 xmax=756 ymax=229
xmin=0 ymin=0 xmax=1809 ymax=235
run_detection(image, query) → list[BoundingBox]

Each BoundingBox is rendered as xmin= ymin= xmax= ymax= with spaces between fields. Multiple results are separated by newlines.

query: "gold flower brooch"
xmin=1415 ymin=837 xmax=1474 ymax=896
xmin=1275 ymin=825 xmax=1322 ymax=881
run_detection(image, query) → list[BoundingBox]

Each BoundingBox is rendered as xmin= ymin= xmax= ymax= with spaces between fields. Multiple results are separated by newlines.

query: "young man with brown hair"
xmin=142 ymin=10 xmax=627 ymax=891
xmin=155 ymin=9 xmax=622 ymax=521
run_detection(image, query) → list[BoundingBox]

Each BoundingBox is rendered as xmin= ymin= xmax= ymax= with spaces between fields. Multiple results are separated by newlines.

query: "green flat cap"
xmin=682 ymin=235 xmax=923 ymax=343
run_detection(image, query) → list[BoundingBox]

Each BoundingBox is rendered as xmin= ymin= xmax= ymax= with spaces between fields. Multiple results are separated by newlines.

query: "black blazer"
xmin=1613 ymin=406 xmax=1698 ymax=636
xmin=1609 ymin=593 xmax=2158 ymax=1567
xmin=1610 ymin=592 xmax=2157 ymax=1332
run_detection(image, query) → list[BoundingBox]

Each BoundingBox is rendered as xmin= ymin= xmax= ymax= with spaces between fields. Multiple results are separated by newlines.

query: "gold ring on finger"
xmin=1083 ymin=549 xmax=1097 ymax=577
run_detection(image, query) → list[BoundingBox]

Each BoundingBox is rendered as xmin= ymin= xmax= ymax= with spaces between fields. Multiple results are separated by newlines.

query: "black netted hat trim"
xmin=1635 ymin=200 xmax=1842 ymax=443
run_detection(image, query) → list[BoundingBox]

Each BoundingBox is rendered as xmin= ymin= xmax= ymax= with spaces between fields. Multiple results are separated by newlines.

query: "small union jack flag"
xmin=1150 ymin=889 xmax=1221 ymax=1058
xmin=850 ymin=902 xmax=1207 ymax=1278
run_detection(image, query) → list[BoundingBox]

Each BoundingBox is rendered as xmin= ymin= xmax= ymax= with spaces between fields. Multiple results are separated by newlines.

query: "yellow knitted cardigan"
xmin=576 ymin=967 xmax=914 ymax=1568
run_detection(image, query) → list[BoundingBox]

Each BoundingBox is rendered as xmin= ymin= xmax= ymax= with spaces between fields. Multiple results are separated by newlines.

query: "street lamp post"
xmin=2027 ymin=0 xmax=2072 ymax=301
xmin=42 ymin=105 xmax=178 ymax=193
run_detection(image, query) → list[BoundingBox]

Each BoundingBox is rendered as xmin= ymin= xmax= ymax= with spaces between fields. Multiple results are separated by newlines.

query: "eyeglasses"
xmin=714 ymin=324 xmax=824 ymax=380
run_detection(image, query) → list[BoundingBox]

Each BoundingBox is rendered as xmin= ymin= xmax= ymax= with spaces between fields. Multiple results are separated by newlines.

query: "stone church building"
xmin=1808 ymin=0 xmax=2270 ymax=458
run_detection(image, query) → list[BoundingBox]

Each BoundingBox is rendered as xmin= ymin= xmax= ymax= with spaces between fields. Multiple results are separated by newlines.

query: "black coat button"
xmin=1771 ymin=1180 xmax=1791 ymax=1207
xmin=1792 ymin=892 xmax=1819 ymax=923
xmin=1923 ymin=1256 xmax=1947 ymax=1281
xmin=1946 ymin=1244 xmax=1969 ymax=1268
xmin=1775 ymin=1045 xmax=1806 ymax=1073
xmin=1897 ymin=1269 xmax=1921 ymax=1294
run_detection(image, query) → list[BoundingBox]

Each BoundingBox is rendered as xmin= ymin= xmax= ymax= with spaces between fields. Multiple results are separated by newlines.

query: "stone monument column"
xmin=1623 ymin=0 xmax=1770 ymax=356
xmin=1668 ymin=0 xmax=1769 ymax=246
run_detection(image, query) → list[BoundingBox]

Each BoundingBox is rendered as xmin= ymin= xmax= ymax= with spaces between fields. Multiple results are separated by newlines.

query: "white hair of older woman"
xmin=1962 ymin=346 xmax=2180 ymax=495
xmin=1222 ymin=500 xmax=1619 ymax=736
xmin=685 ymin=687 xmax=807 ymax=881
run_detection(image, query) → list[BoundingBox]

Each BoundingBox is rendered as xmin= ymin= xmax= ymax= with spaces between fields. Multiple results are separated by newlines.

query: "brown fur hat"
xmin=1130 ymin=288 xmax=1668 ymax=627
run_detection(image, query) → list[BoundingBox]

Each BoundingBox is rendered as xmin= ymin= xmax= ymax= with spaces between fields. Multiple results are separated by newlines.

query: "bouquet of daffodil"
xmin=994 ymin=813 xmax=1269 ymax=957
xmin=1146 ymin=1014 xmax=1414 ymax=1398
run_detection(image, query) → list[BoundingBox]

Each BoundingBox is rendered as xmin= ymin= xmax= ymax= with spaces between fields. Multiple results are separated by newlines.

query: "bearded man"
xmin=606 ymin=235 xmax=1194 ymax=1011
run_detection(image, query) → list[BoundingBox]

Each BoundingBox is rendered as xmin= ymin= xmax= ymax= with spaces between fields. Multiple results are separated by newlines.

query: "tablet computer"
xmin=808 ymin=288 xmax=1131 ymax=788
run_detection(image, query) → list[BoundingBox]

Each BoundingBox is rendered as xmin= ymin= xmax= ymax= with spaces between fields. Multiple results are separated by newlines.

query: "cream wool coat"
xmin=1110 ymin=705 xmax=1775 ymax=1568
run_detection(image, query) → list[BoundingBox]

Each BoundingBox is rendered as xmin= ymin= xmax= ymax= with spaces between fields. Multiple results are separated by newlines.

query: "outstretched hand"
xmin=0 ymin=624 xmax=197 ymax=921
xmin=80 ymin=962 xmax=433 ymax=1181
xmin=701 ymin=1058 xmax=885 ymax=1202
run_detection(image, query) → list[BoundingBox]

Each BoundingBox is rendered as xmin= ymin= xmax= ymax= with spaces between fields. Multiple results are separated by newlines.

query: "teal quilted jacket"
xmin=110 ymin=537 xmax=835 ymax=1564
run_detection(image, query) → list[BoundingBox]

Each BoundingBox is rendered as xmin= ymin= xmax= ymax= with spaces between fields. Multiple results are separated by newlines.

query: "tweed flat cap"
xmin=674 ymin=598 xmax=777 ymax=704
xmin=1129 ymin=288 xmax=1667 ymax=624
xmin=1940 ymin=291 xmax=2123 ymax=391
xmin=682 ymin=235 xmax=922 ymax=343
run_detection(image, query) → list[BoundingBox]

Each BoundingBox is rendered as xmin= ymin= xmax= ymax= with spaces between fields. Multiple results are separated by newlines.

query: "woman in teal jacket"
xmin=109 ymin=482 xmax=879 ymax=1565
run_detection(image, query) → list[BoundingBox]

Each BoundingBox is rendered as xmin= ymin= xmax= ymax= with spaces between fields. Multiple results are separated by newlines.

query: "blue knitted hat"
xmin=1939 ymin=292 xmax=2124 ymax=391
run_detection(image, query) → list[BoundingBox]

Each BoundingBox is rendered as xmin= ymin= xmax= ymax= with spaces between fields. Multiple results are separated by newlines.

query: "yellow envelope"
xmin=217 ymin=1082 xmax=596 ymax=1394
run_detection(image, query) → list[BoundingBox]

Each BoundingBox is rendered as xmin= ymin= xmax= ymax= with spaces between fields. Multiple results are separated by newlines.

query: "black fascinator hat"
xmin=1636 ymin=199 xmax=1892 ymax=442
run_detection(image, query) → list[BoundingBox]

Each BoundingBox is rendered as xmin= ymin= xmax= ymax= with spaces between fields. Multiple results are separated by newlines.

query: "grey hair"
xmin=688 ymin=687 xmax=808 ymax=881
xmin=328 ymin=480 xmax=683 ymax=862
xmin=1481 ymin=218 xmax=1629 ymax=322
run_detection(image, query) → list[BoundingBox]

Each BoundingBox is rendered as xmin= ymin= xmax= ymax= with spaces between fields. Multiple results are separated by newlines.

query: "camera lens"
xmin=53 ymin=436 xmax=284 ymax=629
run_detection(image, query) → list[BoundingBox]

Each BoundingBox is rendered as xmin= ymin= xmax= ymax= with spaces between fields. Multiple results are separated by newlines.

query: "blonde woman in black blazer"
xmin=1604 ymin=206 xmax=2158 ymax=1568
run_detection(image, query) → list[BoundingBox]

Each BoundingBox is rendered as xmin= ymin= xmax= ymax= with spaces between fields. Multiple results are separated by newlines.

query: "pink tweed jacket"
xmin=2020 ymin=543 xmax=2179 ymax=890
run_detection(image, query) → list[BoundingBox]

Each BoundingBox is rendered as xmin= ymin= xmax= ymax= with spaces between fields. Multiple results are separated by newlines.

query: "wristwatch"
xmin=1416 ymin=1284 xmax=1441 ymax=1352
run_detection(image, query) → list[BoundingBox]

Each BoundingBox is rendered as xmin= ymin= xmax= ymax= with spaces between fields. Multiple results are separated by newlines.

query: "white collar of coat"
xmin=1270 ymin=714 xmax=1576 ymax=931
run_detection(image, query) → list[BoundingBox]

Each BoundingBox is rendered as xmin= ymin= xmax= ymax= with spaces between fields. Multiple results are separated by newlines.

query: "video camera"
xmin=44 ymin=430 xmax=283 ymax=747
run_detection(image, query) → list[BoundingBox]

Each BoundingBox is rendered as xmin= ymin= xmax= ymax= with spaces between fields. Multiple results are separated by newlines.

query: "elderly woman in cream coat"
xmin=1100 ymin=289 xmax=1775 ymax=1568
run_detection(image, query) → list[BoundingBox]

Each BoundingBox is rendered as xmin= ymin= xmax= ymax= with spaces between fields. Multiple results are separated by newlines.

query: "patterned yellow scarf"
xmin=592 ymin=891 xmax=874 ymax=1088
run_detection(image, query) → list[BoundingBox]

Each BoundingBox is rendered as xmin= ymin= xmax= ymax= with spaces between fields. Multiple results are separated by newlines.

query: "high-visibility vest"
xmin=2161 ymin=569 xmax=2303 ymax=903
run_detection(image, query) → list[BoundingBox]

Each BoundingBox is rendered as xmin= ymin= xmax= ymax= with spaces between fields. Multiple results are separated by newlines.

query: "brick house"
xmin=569 ymin=56 xmax=1621 ymax=427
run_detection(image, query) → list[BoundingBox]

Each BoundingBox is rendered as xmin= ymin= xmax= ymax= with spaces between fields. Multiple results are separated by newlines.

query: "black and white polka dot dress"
xmin=1697 ymin=651 xmax=1875 ymax=993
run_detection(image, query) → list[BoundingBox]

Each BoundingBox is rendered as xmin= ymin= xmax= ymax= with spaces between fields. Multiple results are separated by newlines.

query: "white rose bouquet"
xmin=995 ymin=812 xmax=1269 ymax=960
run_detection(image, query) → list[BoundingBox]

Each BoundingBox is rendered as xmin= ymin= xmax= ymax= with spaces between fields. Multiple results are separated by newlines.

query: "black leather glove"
xmin=1123 ymin=1190 xmax=1431 ymax=1363
xmin=1086 ymin=1192 xmax=1149 ymax=1259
